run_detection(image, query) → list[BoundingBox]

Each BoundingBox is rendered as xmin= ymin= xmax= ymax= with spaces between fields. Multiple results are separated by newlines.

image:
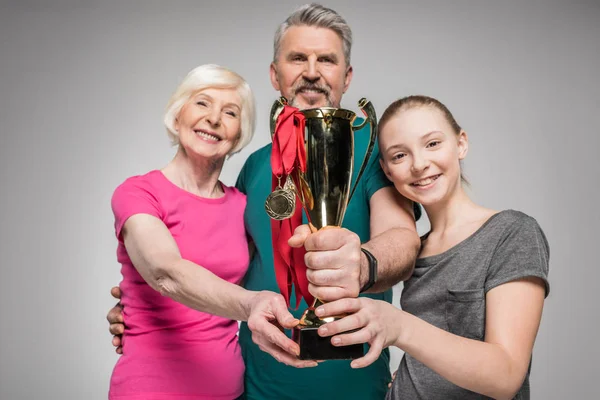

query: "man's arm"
xmin=107 ymin=287 xmax=124 ymax=354
xmin=289 ymin=186 xmax=420 ymax=301
xmin=360 ymin=186 xmax=420 ymax=292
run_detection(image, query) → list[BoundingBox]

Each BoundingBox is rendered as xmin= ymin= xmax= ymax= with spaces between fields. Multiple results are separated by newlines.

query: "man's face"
xmin=270 ymin=25 xmax=353 ymax=110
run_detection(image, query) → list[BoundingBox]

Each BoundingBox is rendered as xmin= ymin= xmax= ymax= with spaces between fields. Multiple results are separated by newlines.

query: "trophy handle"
xmin=348 ymin=98 xmax=377 ymax=203
xmin=270 ymin=96 xmax=288 ymax=137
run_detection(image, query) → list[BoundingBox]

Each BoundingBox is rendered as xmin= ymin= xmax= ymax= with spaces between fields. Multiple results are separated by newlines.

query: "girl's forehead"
xmin=384 ymin=107 xmax=449 ymax=136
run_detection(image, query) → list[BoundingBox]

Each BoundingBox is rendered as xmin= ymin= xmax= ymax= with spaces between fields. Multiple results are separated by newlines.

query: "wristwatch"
xmin=359 ymin=248 xmax=378 ymax=292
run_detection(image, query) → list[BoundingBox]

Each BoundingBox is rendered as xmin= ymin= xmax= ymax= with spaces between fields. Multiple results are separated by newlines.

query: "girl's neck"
xmin=424 ymin=186 xmax=492 ymax=235
xmin=419 ymin=186 xmax=497 ymax=258
xmin=161 ymin=146 xmax=225 ymax=198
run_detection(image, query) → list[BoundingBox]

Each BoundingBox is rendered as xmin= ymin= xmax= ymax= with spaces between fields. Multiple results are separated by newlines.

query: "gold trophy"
xmin=266 ymin=96 xmax=378 ymax=360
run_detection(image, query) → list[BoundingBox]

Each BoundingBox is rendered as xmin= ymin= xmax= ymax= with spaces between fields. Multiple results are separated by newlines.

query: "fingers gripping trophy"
xmin=265 ymin=96 xmax=378 ymax=360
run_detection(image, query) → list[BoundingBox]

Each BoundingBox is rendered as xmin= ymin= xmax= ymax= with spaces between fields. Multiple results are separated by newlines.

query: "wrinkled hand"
xmin=247 ymin=291 xmax=318 ymax=368
xmin=107 ymin=286 xmax=125 ymax=354
xmin=315 ymin=297 xmax=404 ymax=368
xmin=289 ymin=225 xmax=362 ymax=302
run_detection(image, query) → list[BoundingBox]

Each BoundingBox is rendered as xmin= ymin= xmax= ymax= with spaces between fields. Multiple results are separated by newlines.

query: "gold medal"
xmin=265 ymin=175 xmax=297 ymax=220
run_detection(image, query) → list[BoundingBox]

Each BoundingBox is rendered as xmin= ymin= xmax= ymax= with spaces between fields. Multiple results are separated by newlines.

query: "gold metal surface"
xmin=266 ymin=96 xmax=379 ymax=335
xmin=265 ymin=175 xmax=297 ymax=220
xmin=269 ymin=96 xmax=287 ymax=137
xmin=301 ymin=108 xmax=356 ymax=121
xmin=298 ymin=98 xmax=377 ymax=230
xmin=298 ymin=99 xmax=378 ymax=329
xmin=348 ymin=98 xmax=377 ymax=203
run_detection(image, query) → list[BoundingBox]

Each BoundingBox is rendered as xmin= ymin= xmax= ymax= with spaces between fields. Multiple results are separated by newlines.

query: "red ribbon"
xmin=270 ymin=106 xmax=314 ymax=309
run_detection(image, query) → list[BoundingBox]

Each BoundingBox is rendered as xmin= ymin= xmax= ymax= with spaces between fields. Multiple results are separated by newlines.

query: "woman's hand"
xmin=247 ymin=291 xmax=318 ymax=368
xmin=315 ymin=297 xmax=405 ymax=368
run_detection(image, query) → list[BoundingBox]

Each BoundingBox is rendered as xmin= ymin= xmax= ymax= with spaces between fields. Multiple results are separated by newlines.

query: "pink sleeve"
xmin=111 ymin=177 xmax=162 ymax=241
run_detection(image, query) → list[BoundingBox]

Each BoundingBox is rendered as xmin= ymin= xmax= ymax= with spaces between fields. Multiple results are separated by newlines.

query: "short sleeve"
xmin=111 ymin=178 xmax=162 ymax=241
xmin=361 ymin=139 xmax=392 ymax=200
xmin=485 ymin=215 xmax=550 ymax=296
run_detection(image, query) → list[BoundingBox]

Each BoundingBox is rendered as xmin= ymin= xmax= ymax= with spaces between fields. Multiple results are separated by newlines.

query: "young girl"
xmin=316 ymin=95 xmax=549 ymax=399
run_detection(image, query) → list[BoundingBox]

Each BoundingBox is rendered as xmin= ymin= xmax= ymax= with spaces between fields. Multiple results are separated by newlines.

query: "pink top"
xmin=109 ymin=170 xmax=249 ymax=400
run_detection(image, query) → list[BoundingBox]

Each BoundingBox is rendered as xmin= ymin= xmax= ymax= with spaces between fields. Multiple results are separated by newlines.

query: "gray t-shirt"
xmin=387 ymin=210 xmax=550 ymax=400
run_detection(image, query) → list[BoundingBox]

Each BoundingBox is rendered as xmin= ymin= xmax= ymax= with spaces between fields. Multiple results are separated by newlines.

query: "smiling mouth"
xmin=296 ymin=87 xmax=329 ymax=97
xmin=411 ymin=174 xmax=441 ymax=187
xmin=194 ymin=130 xmax=221 ymax=141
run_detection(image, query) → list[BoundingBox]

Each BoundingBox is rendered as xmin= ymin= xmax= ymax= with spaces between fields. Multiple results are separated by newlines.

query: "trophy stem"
xmin=298 ymin=298 xmax=330 ymax=327
xmin=294 ymin=297 xmax=363 ymax=360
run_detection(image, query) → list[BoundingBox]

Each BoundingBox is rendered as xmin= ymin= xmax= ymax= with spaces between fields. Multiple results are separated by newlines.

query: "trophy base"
xmin=292 ymin=324 xmax=364 ymax=360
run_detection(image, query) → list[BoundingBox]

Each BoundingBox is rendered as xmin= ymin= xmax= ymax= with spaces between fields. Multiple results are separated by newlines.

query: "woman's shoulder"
xmin=116 ymin=170 xmax=162 ymax=188
xmin=112 ymin=170 xmax=164 ymax=201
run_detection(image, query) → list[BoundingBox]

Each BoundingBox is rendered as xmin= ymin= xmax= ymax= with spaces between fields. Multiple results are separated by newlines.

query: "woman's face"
xmin=175 ymin=87 xmax=242 ymax=160
xmin=379 ymin=106 xmax=468 ymax=208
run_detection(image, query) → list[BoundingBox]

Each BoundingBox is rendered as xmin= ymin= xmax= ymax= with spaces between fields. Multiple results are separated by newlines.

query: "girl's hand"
xmin=315 ymin=297 xmax=404 ymax=368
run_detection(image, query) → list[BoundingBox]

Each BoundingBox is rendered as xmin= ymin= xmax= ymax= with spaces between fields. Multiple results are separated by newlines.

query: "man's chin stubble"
xmin=289 ymin=97 xmax=333 ymax=110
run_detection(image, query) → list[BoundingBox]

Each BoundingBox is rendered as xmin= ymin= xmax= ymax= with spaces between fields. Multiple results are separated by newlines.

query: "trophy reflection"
xmin=266 ymin=96 xmax=378 ymax=360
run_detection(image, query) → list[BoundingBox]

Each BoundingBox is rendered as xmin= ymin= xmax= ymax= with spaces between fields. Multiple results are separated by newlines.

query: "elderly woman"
xmin=108 ymin=64 xmax=303 ymax=400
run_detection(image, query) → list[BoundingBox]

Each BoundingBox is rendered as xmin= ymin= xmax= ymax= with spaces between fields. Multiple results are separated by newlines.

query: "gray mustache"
xmin=294 ymin=85 xmax=330 ymax=95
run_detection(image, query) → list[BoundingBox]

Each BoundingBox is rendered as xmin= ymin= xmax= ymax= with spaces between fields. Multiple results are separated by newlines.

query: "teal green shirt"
xmin=235 ymin=122 xmax=394 ymax=400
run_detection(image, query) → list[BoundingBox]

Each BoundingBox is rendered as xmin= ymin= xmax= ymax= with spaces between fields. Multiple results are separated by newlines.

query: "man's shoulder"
xmin=243 ymin=143 xmax=272 ymax=169
xmin=236 ymin=142 xmax=272 ymax=191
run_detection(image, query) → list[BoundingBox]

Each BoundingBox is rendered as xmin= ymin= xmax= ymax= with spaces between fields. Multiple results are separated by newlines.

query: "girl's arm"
xmin=396 ymin=277 xmax=545 ymax=399
xmin=317 ymin=276 xmax=546 ymax=399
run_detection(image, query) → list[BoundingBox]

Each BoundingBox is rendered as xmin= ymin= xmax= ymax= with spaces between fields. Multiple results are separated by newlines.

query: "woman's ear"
xmin=457 ymin=130 xmax=469 ymax=160
xmin=173 ymin=116 xmax=180 ymax=133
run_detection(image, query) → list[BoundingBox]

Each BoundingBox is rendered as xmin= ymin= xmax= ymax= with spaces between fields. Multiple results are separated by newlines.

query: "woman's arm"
xmin=122 ymin=213 xmax=317 ymax=368
xmin=317 ymin=276 xmax=546 ymax=399
xmin=124 ymin=213 xmax=254 ymax=321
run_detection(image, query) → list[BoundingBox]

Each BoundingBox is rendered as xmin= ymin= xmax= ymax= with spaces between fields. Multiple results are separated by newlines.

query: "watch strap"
xmin=360 ymin=247 xmax=378 ymax=293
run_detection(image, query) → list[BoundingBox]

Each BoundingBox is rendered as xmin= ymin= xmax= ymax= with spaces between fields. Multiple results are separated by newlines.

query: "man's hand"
xmin=247 ymin=291 xmax=318 ymax=368
xmin=107 ymin=286 xmax=125 ymax=354
xmin=289 ymin=225 xmax=363 ymax=302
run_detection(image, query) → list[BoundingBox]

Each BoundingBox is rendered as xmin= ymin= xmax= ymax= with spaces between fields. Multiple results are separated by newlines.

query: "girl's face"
xmin=379 ymin=106 xmax=468 ymax=208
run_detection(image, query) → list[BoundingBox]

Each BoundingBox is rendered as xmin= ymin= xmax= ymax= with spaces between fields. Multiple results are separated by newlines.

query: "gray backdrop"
xmin=1 ymin=0 xmax=598 ymax=399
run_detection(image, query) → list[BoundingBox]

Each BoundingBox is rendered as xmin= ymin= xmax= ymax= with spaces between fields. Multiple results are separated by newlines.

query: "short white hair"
xmin=274 ymin=3 xmax=353 ymax=66
xmin=164 ymin=64 xmax=256 ymax=155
